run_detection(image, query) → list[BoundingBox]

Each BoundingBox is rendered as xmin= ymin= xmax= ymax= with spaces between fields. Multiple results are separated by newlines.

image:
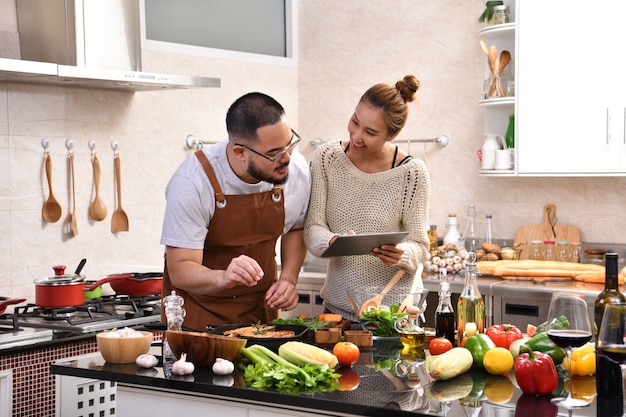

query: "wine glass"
xmin=545 ymin=292 xmax=593 ymax=409
xmin=596 ymin=302 xmax=626 ymax=416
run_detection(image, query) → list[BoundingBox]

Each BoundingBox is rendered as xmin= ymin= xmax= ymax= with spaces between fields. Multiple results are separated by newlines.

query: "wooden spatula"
xmin=111 ymin=154 xmax=129 ymax=232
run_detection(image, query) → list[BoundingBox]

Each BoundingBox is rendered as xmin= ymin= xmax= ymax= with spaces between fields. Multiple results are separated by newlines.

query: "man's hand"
xmin=222 ymin=254 xmax=265 ymax=288
xmin=265 ymin=279 xmax=298 ymax=311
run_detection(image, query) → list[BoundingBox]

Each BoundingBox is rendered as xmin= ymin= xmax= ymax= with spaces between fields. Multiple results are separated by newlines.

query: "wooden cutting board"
xmin=514 ymin=204 xmax=581 ymax=260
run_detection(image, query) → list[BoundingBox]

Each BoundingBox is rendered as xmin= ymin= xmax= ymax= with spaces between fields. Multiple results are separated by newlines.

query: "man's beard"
xmin=247 ymin=160 xmax=289 ymax=185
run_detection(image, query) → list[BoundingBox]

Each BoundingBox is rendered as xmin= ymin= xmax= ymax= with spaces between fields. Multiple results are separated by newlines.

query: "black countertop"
xmin=50 ymin=341 xmax=619 ymax=417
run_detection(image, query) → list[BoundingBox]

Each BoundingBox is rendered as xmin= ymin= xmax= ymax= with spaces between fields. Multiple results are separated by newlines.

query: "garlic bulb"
xmin=172 ymin=353 xmax=195 ymax=375
xmin=135 ymin=353 xmax=158 ymax=368
xmin=212 ymin=358 xmax=235 ymax=375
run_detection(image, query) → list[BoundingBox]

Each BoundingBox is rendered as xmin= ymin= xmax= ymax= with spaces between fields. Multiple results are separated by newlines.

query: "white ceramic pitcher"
xmin=481 ymin=133 xmax=504 ymax=170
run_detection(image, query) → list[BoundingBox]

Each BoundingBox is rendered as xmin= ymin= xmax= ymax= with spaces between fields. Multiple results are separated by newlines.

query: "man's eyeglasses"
xmin=235 ymin=129 xmax=302 ymax=163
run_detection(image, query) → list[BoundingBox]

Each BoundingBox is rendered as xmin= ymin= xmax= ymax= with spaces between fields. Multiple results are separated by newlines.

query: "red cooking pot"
xmin=0 ymin=297 xmax=27 ymax=314
xmin=34 ymin=274 xmax=134 ymax=308
xmin=107 ymin=272 xmax=163 ymax=297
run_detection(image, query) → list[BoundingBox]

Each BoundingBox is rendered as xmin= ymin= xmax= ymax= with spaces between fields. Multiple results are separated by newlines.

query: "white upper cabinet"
xmin=516 ymin=0 xmax=626 ymax=175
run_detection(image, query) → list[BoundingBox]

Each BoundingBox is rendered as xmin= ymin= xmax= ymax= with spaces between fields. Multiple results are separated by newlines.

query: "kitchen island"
xmin=51 ymin=342 xmax=617 ymax=417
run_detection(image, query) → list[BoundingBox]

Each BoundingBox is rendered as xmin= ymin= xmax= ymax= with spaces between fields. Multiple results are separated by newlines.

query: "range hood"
xmin=0 ymin=57 xmax=220 ymax=91
xmin=3 ymin=0 xmax=220 ymax=91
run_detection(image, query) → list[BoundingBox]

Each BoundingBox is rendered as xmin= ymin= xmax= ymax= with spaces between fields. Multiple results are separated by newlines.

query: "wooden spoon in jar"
xmin=497 ymin=50 xmax=511 ymax=96
xmin=88 ymin=154 xmax=107 ymax=221
xmin=358 ymin=268 xmax=406 ymax=316
xmin=42 ymin=154 xmax=62 ymax=223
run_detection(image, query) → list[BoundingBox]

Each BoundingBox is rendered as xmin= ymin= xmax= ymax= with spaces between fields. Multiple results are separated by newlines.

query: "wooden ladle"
xmin=399 ymin=263 xmax=424 ymax=313
xmin=111 ymin=154 xmax=129 ymax=232
xmin=42 ymin=154 xmax=62 ymax=223
xmin=358 ymin=268 xmax=406 ymax=316
xmin=69 ymin=153 xmax=78 ymax=236
xmin=88 ymin=154 xmax=107 ymax=221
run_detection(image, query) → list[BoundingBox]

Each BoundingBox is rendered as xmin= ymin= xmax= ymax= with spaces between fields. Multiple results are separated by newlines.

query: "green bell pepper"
xmin=463 ymin=334 xmax=495 ymax=370
xmin=535 ymin=315 xmax=570 ymax=334
xmin=524 ymin=332 xmax=565 ymax=365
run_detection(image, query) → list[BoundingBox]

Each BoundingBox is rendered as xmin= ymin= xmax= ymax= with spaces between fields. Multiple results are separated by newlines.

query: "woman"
xmin=304 ymin=74 xmax=431 ymax=322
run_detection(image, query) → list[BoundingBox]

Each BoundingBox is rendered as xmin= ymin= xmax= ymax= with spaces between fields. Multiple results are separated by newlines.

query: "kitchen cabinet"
xmin=480 ymin=1 xmax=626 ymax=176
xmin=516 ymin=0 xmax=626 ymax=175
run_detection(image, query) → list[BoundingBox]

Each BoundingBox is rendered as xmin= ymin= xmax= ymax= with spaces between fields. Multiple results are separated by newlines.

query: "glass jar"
xmin=569 ymin=242 xmax=581 ymax=263
xmin=493 ymin=5 xmax=510 ymax=25
xmin=543 ymin=241 xmax=556 ymax=261
xmin=585 ymin=249 xmax=607 ymax=265
xmin=428 ymin=225 xmax=438 ymax=251
xmin=530 ymin=240 xmax=544 ymax=260
xmin=557 ymin=241 xmax=569 ymax=262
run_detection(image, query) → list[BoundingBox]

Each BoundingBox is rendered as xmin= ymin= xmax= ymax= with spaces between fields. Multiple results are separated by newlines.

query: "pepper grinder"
xmin=162 ymin=290 xmax=185 ymax=376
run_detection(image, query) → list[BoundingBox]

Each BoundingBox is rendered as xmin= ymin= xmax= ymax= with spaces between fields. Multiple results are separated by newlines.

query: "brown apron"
xmin=162 ymin=150 xmax=285 ymax=330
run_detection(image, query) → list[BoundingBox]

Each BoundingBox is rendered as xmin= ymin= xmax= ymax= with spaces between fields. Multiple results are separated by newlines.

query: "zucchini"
xmin=278 ymin=341 xmax=338 ymax=367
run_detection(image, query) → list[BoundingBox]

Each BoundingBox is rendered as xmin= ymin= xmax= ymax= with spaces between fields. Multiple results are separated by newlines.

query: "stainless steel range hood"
xmin=4 ymin=0 xmax=220 ymax=91
xmin=0 ymin=58 xmax=220 ymax=91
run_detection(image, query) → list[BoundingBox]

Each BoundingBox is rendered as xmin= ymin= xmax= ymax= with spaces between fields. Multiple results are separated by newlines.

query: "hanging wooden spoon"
xmin=111 ymin=154 xmax=129 ymax=232
xmin=358 ymin=268 xmax=406 ymax=316
xmin=69 ymin=152 xmax=78 ymax=236
xmin=42 ymin=154 xmax=62 ymax=223
xmin=88 ymin=154 xmax=107 ymax=221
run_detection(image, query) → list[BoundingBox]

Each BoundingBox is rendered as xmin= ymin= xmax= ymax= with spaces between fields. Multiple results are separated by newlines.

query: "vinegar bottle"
xmin=435 ymin=281 xmax=456 ymax=346
xmin=457 ymin=259 xmax=485 ymax=346
xmin=595 ymin=253 xmax=626 ymax=398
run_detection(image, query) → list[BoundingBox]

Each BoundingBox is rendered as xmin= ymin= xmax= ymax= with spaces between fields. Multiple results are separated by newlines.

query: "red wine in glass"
xmin=547 ymin=329 xmax=593 ymax=349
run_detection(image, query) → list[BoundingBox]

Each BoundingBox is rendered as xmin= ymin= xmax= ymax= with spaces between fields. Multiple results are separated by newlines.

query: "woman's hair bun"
xmin=395 ymin=75 xmax=420 ymax=103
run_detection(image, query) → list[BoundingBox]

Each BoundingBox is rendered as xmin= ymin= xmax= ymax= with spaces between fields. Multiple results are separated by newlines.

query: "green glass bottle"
xmin=505 ymin=114 xmax=515 ymax=149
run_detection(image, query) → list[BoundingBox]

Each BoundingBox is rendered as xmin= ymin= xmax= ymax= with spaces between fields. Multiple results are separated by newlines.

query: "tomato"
xmin=428 ymin=337 xmax=453 ymax=355
xmin=336 ymin=366 xmax=360 ymax=391
xmin=333 ymin=342 xmax=360 ymax=367
xmin=485 ymin=324 xmax=524 ymax=349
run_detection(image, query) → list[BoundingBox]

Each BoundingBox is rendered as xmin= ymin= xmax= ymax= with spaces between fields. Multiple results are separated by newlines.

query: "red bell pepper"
xmin=485 ymin=323 xmax=523 ymax=349
xmin=514 ymin=345 xmax=558 ymax=396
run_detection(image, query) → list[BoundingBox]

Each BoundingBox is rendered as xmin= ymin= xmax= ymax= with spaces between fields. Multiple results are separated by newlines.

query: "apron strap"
xmin=195 ymin=150 xmax=227 ymax=208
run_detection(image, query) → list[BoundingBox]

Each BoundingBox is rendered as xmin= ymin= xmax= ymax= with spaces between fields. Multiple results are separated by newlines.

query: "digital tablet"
xmin=321 ymin=231 xmax=409 ymax=257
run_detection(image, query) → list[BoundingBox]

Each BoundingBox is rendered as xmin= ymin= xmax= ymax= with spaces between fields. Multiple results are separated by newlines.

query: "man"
xmin=160 ymin=92 xmax=311 ymax=330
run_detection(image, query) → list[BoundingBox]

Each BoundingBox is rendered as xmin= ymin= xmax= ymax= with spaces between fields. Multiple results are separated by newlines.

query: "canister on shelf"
xmin=543 ymin=241 xmax=556 ymax=261
xmin=493 ymin=5 xmax=510 ymax=25
xmin=530 ymin=240 xmax=544 ymax=260
xmin=557 ymin=241 xmax=569 ymax=262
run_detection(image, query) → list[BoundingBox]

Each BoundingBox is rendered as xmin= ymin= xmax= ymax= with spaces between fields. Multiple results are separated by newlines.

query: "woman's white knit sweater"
xmin=304 ymin=141 xmax=431 ymax=321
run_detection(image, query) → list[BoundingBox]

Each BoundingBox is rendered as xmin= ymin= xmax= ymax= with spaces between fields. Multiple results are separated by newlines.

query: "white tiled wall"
xmin=1 ymin=0 xmax=625 ymax=304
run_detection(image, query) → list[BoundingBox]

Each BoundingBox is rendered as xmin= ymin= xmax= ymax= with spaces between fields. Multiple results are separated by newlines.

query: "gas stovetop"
xmin=0 ymin=295 xmax=162 ymax=334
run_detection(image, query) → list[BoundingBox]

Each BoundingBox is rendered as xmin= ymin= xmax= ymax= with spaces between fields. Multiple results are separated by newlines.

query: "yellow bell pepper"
xmin=563 ymin=343 xmax=595 ymax=376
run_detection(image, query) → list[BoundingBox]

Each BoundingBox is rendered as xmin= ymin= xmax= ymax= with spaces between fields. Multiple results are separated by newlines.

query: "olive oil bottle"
xmin=457 ymin=260 xmax=484 ymax=346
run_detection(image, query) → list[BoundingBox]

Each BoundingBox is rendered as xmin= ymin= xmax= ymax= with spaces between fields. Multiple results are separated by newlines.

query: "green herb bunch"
xmin=478 ymin=1 xmax=504 ymax=23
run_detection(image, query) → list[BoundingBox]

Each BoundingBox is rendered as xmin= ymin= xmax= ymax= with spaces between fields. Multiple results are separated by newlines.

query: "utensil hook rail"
xmin=308 ymin=135 xmax=449 ymax=147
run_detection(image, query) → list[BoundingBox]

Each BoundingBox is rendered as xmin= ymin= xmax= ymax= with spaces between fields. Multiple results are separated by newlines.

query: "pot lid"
xmin=34 ymin=274 xmax=85 ymax=286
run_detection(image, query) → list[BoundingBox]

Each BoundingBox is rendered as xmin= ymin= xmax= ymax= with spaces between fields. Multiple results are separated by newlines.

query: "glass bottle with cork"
xmin=464 ymin=204 xmax=482 ymax=253
xmin=443 ymin=214 xmax=461 ymax=247
xmin=457 ymin=254 xmax=485 ymax=346
xmin=435 ymin=280 xmax=456 ymax=346
xmin=428 ymin=225 xmax=438 ymax=251
xmin=595 ymin=253 xmax=626 ymax=398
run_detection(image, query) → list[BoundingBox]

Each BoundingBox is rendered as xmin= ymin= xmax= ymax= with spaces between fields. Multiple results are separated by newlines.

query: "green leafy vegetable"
xmin=240 ymin=344 xmax=340 ymax=395
xmin=359 ymin=304 xmax=407 ymax=337
xmin=271 ymin=317 xmax=334 ymax=330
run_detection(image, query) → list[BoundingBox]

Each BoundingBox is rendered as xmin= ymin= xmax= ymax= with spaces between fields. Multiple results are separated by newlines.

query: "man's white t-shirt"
xmin=160 ymin=140 xmax=311 ymax=250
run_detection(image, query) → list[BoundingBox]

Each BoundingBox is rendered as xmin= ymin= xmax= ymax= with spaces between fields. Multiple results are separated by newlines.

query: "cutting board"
xmin=514 ymin=204 xmax=581 ymax=260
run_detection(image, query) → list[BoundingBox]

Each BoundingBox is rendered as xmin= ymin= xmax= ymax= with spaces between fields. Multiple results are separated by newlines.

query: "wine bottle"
xmin=505 ymin=113 xmax=515 ymax=149
xmin=594 ymin=253 xmax=625 ymax=339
